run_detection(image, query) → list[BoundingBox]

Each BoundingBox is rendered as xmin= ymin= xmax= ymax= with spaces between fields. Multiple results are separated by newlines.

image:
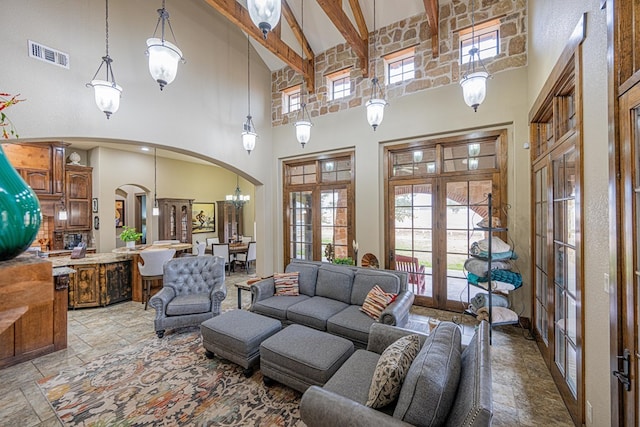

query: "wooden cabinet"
xmin=0 ymin=256 xmax=66 ymax=369
xmin=217 ymin=201 xmax=243 ymax=243
xmin=2 ymin=141 xmax=66 ymax=198
xmin=68 ymin=261 xmax=132 ymax=308
xmin=64 ymin=164 xmax=92 ymax=231
xmin=158 ymin=198 xmax=193 ymax=243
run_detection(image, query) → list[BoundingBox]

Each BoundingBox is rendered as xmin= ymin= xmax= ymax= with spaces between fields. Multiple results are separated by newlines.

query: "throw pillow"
xmin=366 ymin=334 xmax=421 ymax=408
xmin=274 ymin=272 xmax=300 ymax=296
xmin=360 ymin=285 xmax=397 ymax=320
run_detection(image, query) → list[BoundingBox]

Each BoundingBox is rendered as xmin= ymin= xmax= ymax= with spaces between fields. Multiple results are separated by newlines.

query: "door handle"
xmin=613 ymin=348 xmax=631 ymax=391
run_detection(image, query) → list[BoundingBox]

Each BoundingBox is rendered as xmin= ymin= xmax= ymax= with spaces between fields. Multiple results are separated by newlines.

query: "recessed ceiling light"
xmin=141 ymin=147 xmax=150 ymax=152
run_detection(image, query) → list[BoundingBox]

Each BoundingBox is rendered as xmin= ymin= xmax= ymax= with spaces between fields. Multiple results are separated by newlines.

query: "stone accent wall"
xmin=271 ymin=0 xmax=527 ymax=127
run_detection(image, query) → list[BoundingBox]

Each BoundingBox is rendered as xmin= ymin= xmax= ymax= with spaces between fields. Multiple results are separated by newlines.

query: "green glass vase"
xmin=0 ymin=144 xmax=42 ymax=261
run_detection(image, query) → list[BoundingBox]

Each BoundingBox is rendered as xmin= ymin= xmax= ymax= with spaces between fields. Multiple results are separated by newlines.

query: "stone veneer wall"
xmin=271 ymin=0 xmax=527 ymax=127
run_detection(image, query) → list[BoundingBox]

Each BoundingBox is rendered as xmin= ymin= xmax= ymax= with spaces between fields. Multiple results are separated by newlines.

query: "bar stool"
xmin=138 ymin=248 xmax=176 ymax=310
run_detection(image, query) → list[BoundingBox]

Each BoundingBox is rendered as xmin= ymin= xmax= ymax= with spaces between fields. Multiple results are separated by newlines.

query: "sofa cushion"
xmin=360 ymin=285 xmax=396 ymax=320
xmin=252 ymin=295 xmax=310 ymax=321
xmin=166 ymin=294 xmax=211 ymax=316
xmin=393 ymin=322 xmax=462 ymax=427
xmin=351 ymin=270 xmax=401 ymax=306
xmin=315 ymin=264 xmax=355 ymax=304
xmin=285 ymin=262 xmax=319 ymax=297
xmin=287 ymin=296 xmax=349 ymax=330
xmin=366 ymin=334 xmax=421 ymax=409
xmin=327 ymin=305 xmax=376 ymax=347
xmin=274 ymin=272 xmax=300 ymax=296
xmin=323 ymin=349 xmax=381 ymax=405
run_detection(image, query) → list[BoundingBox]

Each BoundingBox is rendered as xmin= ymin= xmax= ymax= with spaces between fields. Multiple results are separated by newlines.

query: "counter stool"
xmin=138 ymin=248 xmax=176 ymax=310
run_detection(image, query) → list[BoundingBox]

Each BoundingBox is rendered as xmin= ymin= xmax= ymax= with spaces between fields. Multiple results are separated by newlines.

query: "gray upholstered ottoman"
xmin=260 ymin=324 xmax=354 ymax=393
xmin=200 ymin=309 xmax=281 ymax=377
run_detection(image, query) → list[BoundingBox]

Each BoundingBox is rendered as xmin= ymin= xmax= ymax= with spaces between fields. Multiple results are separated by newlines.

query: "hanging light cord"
xmin=153 ymin=0 xmax=179 ymax=45
xmin=105 ymin=0 xmax=109 ymax=58
xmin=247 ymin=35 xmax=251 ymax=117
xmin=154 ymin=148 xmax=158 ymax=202
xmin=300 ymin=0 xmax=305 ymax=106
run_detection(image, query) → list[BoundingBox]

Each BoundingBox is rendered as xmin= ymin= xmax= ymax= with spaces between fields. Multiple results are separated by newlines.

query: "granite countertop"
xmin=112 ymin=243 xmax=193 ymax=255
xmin=49 ymin=253 xmax=131 ymax=267
xmin=52 ymin=267 xmax=76 ymax=276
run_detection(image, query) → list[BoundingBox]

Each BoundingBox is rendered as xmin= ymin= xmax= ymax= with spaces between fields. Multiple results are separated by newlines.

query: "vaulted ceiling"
xmin=202 ymin=0 xmax=439 ymax=92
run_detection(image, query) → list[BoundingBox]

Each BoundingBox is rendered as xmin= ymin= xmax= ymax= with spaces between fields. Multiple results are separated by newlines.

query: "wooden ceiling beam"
xmin=282 ymin=0 xmax=314 ymax=62
xmin=316 ymin=0 xmax=368 ymax=76
xmin=423 ymin=0 xmax=439 ymax=58
xmin=202 ymin=0 xmax=315 ymax=92
xmin=348 ymin=0 xmax=368 ymax=42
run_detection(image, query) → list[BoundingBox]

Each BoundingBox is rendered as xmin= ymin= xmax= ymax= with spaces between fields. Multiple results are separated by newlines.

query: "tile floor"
xmin=0 ymin=272 xmax=574 ymax=426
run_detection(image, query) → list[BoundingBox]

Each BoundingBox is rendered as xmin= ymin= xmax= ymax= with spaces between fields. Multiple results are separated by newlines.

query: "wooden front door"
xmin=616 ymin=82 xmax=640 ymax=426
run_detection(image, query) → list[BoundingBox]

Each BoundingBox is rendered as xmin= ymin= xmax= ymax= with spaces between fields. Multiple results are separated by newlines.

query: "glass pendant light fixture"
xmin=366 ymin=0 xmax=387 ymax=131
xmin=146 ymin=0 xmax=185 ymax=91
xmin=226 ymin=176 xmax=250 ymax=209
xmin=152 ymin=148 xmax=160 ymax=216
xmin=294 ymin=0 xmax=312 ymax=148
xmin=86 ymin=0 xmax=122 ymax=119
xmin=58 ymin=196 xmax=68 ymax=221
xmin=460 ymin=0 xmax=490 ymax=112
xmin=247 ymin=0 xmax=282 ymax=39
xmin=242 ymin=36 xmax=257 ymax=154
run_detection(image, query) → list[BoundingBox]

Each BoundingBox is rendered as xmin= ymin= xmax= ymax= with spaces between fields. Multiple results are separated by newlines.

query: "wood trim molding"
xmin=423 ymin=0 xmax=439 ymax=58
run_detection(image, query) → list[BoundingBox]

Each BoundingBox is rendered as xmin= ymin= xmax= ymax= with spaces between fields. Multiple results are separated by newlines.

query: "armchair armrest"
xmin=250 ymin=277 xmax=275 ymax=307
xmin=380 ymin=290 xmax=414 ymax=326
xmin=300 ymin=386 xmax=411 ymax=427
xmin=149 ymin=287 xmax=176 ymax=319
xmin=367 ymin=323 xmax=429 ymax=355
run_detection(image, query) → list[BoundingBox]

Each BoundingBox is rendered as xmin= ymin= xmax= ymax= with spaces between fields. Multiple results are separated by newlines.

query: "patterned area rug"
xmin=37 ymin=329 xmax=303 ymax=426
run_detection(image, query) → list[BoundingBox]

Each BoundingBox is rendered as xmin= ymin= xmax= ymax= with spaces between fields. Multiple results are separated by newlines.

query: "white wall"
xmin=2 ymin=0 xmax=275 ymax=274
xmin=528 ymin=1 xmax=610 ymax=426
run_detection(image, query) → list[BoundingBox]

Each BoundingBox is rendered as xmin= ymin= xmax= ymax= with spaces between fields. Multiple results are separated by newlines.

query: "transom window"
xmin=459 ymin=19 xmax=500 ymax=64
xmin=282 ymin=85 xmax=301 ymax=114
xmin=384 ymin=47 xmax=415 ymax=85
xmin=326 ymin=69 xmax=351 ymax=100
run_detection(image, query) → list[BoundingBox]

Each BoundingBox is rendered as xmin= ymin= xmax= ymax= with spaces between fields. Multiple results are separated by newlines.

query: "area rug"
xmin=37 ymin=329 xmax=303 ymax=426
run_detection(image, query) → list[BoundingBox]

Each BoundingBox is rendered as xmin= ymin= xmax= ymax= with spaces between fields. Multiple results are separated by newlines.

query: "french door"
xmin=385 ymin=131 xmax=507 ymax=309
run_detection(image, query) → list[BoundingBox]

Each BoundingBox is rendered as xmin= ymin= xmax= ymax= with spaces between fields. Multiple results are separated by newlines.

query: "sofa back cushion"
xmin=315 ymin=264 xmax=355 ymax=303
xmin=393 ymin=322 xmax=462 ymax=427
xmin=285 ymin=261 xmax=319 ymax=296
xmin=351 ymin=270 xmax=402 ymax=306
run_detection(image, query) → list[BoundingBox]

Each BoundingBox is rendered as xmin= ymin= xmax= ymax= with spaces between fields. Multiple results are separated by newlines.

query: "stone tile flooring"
xmin=0 ymin=272 xmax=574 ymax=426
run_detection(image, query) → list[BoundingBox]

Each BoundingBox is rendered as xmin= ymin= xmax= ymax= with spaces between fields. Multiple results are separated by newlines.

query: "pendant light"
xmin=152 ymin=148 xmax=160 ymax=216
xmin=247 ymin=0 xmax=282 ymax=40
xmin=460 ymin=0 xmax=491 ymax=112
xmin=146 ymin=0 xmax=185 ymax=91
xmin=242 ymin=35 xmax=257 ymax=154
xmin=86 ymin=0 xmax=122 ymax=119
xmin=294 ymin=0 xmax=312 ymax=148
xmin=366 ymin=0 xmax=387 ymax=131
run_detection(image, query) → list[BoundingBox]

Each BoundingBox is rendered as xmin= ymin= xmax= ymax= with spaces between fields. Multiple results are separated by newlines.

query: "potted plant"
xmin=333 ymin=257 xmax=354 ymax=266
xmin=119 ymin=226 xmax=143 ymax=249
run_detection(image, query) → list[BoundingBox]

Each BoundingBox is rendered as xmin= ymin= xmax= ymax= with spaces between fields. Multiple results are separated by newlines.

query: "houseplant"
xmin=119 ymin=225 xmax=143 ymax=249
xmin=0 ymin=92 xmax=42 ymax=261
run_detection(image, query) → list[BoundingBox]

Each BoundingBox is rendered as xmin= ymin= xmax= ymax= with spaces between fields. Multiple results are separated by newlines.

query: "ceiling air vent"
xmin=28 ymin=40 xmax=70 ymax=69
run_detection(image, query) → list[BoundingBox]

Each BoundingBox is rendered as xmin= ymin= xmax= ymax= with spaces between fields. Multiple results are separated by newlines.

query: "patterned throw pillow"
xmin=274 ymin=272 xmax=300 ymax=296
xmin=360 ymin=285 xmax=397 ymax=320
xmin=366 ymin=334 xmax=421 ymax=408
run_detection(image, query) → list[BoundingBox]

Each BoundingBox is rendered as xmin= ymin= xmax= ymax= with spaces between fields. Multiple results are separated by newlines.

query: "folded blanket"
xmin=467 ymin=273 xmax=516 ymax=292
xmin=476 ymin=306 xmax=518 ymax=325
xmin=471 ymin=292 xmax=509 ymax=310
xmin=470 ymin=236 xmax=511 ymax=254
xmin=469 ymin=249 xmax=518 ymax=261
xmin=464 ymin=258 xmax=514 ymax=276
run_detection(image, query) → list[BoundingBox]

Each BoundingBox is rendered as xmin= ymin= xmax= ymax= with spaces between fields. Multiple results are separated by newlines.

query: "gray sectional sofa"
xmin=250 ymin=260 xmax=414 ymax=348
xmin=300 ymin=321 xmax=492 ymax=427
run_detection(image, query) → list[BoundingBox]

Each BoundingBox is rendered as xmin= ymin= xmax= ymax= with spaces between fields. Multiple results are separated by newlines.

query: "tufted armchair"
xmin=149 ymin=255 xmax=227 ymax=338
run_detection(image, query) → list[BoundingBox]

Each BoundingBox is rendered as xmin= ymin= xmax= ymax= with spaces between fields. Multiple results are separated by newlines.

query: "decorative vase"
xmin=126 ymin=240 xmax=136 ymax=249
xmin=0 ymin=144 xmax=42 ymax=261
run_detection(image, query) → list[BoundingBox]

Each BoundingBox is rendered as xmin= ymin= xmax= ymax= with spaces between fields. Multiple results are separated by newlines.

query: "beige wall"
xmin=528 ymin=1 xmax=610 ymax=426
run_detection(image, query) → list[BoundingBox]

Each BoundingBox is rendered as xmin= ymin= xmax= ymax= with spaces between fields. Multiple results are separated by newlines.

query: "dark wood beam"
xmin=282 ymin=0 xmax=314 ymax=62
xmin=348 ymin=0 xmax=368 ymax=42
xmin=316 ymin=0 xmax=368 ymax=76
xmin=423 ymin=0 xmax=439 ymax=58
xmin=202 ymin=0 xmax=315 ymax=92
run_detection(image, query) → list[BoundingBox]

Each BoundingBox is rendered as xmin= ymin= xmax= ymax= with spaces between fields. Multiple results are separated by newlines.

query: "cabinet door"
xmin=66 ymin=200 xmax=91 ymax=230
xmin=70 ymin=265 xmax=100 ymax=308
xmin=102 ymin=262 xmax=132 ymax=305
xmin=22 ymin=169 xmax=51 ymax=193
xmin=51 ymin=146 xmax=65 ymax=195
xmin=65 ymin=167 xmax=92 ymax=230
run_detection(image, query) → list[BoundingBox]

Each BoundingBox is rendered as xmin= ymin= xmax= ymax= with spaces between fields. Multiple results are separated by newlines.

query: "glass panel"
xmin=566 ymin=247 xmax=576 ymax=295
xmin=554 ymin=201 xmax=565 ymax=241
xmin=555 ymin=318 xmax=566 ymax=374
xmin=566 ymin=294 xmax=577 ymax=344
xmin=567 ymin=342 xmax=578 ymax=397
xmin=289 ymin=191 xmax=313 ymax=260
xmin=555 ymin=243 xmax=565 ymax=288
xmin=567 ymin=198 xmax=576 ymax=246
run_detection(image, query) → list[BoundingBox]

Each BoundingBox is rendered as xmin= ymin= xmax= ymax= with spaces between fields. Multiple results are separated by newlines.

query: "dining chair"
xmin=235 ymin=241 xmax=256 ymax=273
xmin=241 ymin=235 xmax=253 ymax=243
xmin=206 ymin=237 xmax=219 ymax=254
xmin=138 ymin=248 xmax=176 ymax=310
xmin=193 ymin=241 xmax=206 ymax=256
xmin=212 ymin=243 xmax=232 ymax=275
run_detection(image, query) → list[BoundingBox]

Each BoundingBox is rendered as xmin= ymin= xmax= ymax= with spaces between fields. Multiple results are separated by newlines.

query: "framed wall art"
xmin=192 ymin=202 xmax=215 ymax=233
xmin=115 ymin=200 xmax=125 ymax=228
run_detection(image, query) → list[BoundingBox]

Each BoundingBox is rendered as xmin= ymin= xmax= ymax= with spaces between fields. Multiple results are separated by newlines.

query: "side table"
xmin=234 ymin=281 xmax=253 ymax=309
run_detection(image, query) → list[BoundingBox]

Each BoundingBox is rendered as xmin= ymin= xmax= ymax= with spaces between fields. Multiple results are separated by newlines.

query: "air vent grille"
xmin=28 ymin=40 xmax=69 ymax=69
